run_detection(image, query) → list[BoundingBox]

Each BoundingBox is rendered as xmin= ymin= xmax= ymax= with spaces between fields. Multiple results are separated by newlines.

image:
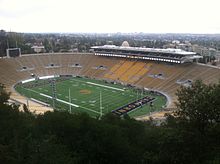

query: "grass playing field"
xmin=15 ymin=77 xmax=167 ymax=118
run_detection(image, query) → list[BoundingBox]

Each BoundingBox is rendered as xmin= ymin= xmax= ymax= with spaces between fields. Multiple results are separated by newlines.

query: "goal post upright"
xmin=50 ymin=78 xmax=57 ymax=110
xmin=69 ymin=88 xmax=71 ymax=113
xmin=99 ymin=91 xmax=103 ymax=119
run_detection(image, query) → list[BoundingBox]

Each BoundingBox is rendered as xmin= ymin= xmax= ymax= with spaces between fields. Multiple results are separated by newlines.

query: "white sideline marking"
xmin=40 ymin=93 xmax=52 ymax=99
xmin=23 ymin=87 xmax=100 ymax=114
xmin=86 ymin=82 xmax=124 ymax=91
xmin=30 ymin=98 xmax=50 ymax=106
xmin=57 ymin=99 xmax=79 ymax=107
xmin=40 ymin=93 xmax=79 ymax=107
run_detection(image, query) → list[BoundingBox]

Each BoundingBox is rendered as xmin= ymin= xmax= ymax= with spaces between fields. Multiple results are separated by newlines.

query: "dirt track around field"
xmin=9 ymin=87 xmax=53 ymax=114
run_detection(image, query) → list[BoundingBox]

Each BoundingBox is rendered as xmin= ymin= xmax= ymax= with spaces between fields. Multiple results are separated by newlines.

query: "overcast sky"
xmin=0 ymin=0 xmax=220 ymax=33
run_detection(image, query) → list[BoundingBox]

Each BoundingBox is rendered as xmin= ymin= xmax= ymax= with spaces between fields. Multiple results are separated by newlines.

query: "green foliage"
xmin=165 ymin=80 xmax=220 ymax=163
xmin=175 ymin=80 xmax=220 ymax=133
xmin=0 ymin=82 xmax=220 ymax=163
xmin=0 ymin=84 xmax=10 ymax=104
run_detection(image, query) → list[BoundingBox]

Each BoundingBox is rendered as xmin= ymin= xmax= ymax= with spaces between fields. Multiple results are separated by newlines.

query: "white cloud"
xmin=0 ymin=0 xmax=220 ymax=33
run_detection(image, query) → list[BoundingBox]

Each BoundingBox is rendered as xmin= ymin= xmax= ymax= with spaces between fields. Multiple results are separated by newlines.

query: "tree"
xmin=0 ymin=84 xmax=10 ymax=104
xmin=0 ymin=30 xmax=8 ymax=57
xmin=174 ymin=80 xmax=220 ymax=134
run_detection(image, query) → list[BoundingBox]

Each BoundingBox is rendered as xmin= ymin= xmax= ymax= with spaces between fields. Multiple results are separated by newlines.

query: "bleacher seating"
xmin=0 ymin=53 xmax=220 ymax=113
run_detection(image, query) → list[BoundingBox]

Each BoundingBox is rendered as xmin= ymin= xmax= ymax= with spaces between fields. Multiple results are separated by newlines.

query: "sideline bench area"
xmin=112 ymin=96 xmax=155 ymax=116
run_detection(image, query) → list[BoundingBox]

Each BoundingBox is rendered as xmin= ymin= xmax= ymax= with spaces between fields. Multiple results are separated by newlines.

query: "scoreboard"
xmin=6 ymin=48 xmax=21 ymax=58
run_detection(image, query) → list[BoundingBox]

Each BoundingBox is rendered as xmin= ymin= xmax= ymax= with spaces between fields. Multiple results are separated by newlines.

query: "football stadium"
xmin=1 ymin=41 xmax=220 ymax=120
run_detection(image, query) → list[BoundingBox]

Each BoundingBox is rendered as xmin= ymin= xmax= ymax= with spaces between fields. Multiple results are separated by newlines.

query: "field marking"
xmin=21 ymin=80 xmax=138 ymax=115
xmin=30 ymin=98 xmax=50 ymax=106
xmin=40 ymin=93 xmax=100 ymax=114
xmin=86 ymin=82 xmax=124 ymax=91
xmin=23 ymin=87 xmax=39 ymax=94
xmin=80 ymin=106 xmax=100 ymax=114
xmin=89 ymin=100 xmax=96 ymax=103
xmin=40 ymin=93 xmax=52 ymax=99
xmin=40 ymin=93 xmax=79 ymax=107
xmin=70 ymin=78 xmax=124 ymax=91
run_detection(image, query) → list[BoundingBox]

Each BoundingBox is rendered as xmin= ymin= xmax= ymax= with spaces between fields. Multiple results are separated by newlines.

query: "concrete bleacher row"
xmin=0 ymin=53 xmax=220 ymax=114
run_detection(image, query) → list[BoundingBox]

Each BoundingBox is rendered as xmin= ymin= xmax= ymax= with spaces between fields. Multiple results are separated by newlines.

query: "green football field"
xmin=15 ymin=77 xmax=167 ymax=118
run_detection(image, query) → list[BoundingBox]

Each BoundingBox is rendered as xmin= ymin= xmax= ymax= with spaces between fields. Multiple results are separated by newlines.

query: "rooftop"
xmin=92 ymin=45 xmax=197 ymax=56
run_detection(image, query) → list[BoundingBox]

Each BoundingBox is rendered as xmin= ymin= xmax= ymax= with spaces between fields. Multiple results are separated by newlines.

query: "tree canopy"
xmin=0 ymin=81 xmax=219 ymax=163
xmin=175 ymin=80 xmax=220 ymax=133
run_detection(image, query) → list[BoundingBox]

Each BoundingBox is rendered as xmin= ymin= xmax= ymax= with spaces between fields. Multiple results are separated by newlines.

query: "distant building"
xmin=31 ymin=45 xmax=45 ymax=53
xmin=92 ymin=41 xmax=201 ymax=64
xmin=121 ymin=41 xmax=130 ymax=47
xmin=164 ymin=40 xmax=192 ymax=52
xmin=172 ymin=40 xmax=180 ymax=44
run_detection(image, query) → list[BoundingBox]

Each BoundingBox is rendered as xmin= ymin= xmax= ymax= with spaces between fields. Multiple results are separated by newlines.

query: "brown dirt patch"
xmin=79 ymin=89 xmax=92 ymax=94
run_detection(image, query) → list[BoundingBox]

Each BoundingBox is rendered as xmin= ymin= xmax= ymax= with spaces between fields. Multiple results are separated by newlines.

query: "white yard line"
xmin=21 ymin=81 xmax=107 ymax=115
xmin=25 ymin=88 xmax=100 ymax=114
xmin=40 ymin=93 xmax=52 ymax=99
xmin=39 ymin=93 xmax=99 ymax=114
xmin=80 ymin=106 xmax=100 ymax=114
xmin=40 ymin=93 xmax=79 ymax=107
xmin=24 ymin=88 xmax=40 ymax=94
xmin=23 ymin=88 xmax=79 ymax=108
xmin=71 ymin=78 xmax=124 ymax=91
xmin=86 ymin=82 xmax=124 ymax=91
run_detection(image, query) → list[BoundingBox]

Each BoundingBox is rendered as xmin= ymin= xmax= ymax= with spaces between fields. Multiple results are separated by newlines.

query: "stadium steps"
xmin=119 ymin=61 xmax=145 ymax=83
xmin=107 ymin=60 xmax=134 ymax=80
xmin=203 ymin=68 xmax=220 ymax=84
xmin=162 ymin=64 xmax=212 ymax=93
xmin=78 ymin=55 xmax=99 ymax=76
xmin=1 ymin=53 xmax=220 ymax=115
xmin=104 ymin=60 xmax=126 ymax=79
xmin=131 ymin=62 xmax=153 ymax=84
xmin=152 ymin=64 xmax=193 ymax=91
